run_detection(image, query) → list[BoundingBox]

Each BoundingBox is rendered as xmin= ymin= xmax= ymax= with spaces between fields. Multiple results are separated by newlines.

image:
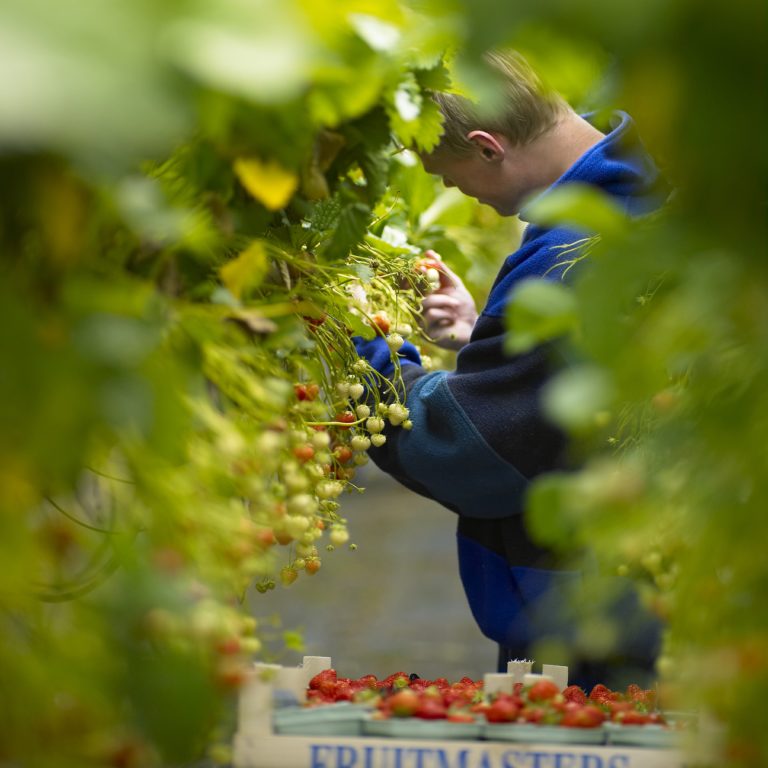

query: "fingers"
xmin=421 ymin=293 xmax=463 ymax=311
xmin=423 ymin=308 xmax=456 ymax=329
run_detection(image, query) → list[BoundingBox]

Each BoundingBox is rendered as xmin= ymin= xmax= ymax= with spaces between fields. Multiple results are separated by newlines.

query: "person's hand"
xmin=418 ymin=251 xmax=478 ymax=351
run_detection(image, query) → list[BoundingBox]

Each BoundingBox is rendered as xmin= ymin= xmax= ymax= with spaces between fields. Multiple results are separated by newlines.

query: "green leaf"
xmin=345 ymin=311 xmax=376 ymax=341
xmin=359 ymin=149 xmax=390 ymax=205
xmin=414 ymin=60 xmax=452 ymax=92
xmin=523 ymin=183 xmax=628 ymax=237
xmin=504 ymin=278 xmax=578 ymax=354
xmin=386 ymin=72 xmax=445 ymax=153
xmin=323 ymin=202 xmax=371 ymax=261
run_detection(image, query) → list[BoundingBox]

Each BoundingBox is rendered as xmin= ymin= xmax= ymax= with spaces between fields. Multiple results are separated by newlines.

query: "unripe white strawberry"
xmin=366 ymin=417 xmax=385 ymax=434
xmin=426 ymin=268 xmax=440 ymax=288
xmin=355 ymin=404 xmax=371 ymax=419
xmin=305 ymin=462 xmax=325 ymax=479
xmin=329 ymin=526 xmax=349 ymax=546
xmin=376 ymin=402 xmax=389 ymax=415
xmin=286 ymin=494 xmax=318 ymax=516
xmin=350 ymin=435 xmax=371 ymax=451
xmin=316 ymin=480 xmax=344 ymax=499
xmin=336 ymin=381 xmax=350 ymax=397
xmin=285 ymin=515 xmax=310 ymax=538
xmin=353 ymin=453 xmax=369 ymax=466
xmin=348 ymin=382 xmax=365 ymax=400
xmin=370 ymin=433 xmax=387 ymax=447
xmin=311 ymin=430 xmax=331 ymax=449
xmin=388 ymin=403 xmax=409 ymax=426
xmin=296 ymin=541 xmax=315 ymax=557
xmin=257 ymin=431 xmax=284 ymax=454
xmin=284 ymin=471 xmax=310 ymax=493
xmin=353 ymin=359 xmax=370 ymax=374
xmin=299 ymin=531 xmax=316 ymax=546
xmin=402 ymin=419 xmax=413 ymax=430
xmin=386 ymin=333 xmax=404 ymax=351
xmin=289 ymin=429 xmax=308 ymax=445
xmin=394 ymin=323 xmax=413 ymax=337
xmin=314 ymin=450 xmax=332 ymax=465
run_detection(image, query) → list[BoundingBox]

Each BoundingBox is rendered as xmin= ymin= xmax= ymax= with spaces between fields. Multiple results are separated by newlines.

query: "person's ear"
xmin=466 ymin=130 xmax=505 ymax=161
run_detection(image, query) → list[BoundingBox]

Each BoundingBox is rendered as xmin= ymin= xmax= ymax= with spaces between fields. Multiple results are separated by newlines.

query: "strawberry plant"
xmin=2 ymin=0 xmax=764 ymax=765
xmin=0 ymin=2 xmax=519 ymax=765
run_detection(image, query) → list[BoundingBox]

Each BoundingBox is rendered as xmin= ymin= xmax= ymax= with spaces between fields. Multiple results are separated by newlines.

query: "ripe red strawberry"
xmin=333 ymin=445 xmax=353 ymax=464
xmin=561 ymin=703 xmax=606 ymax=728
xmin=527 ymin=679 xmax=560 ymax=702
xmin=563 ymin=685 xmax=588 ymax=704
xmin=388 ymin=689 xmax=420 ymax=717
xmin=615 ymin=709 xmax=652 ymax=725
xmin=520 ymin=705 xmax=547 ymax=724
xmin=370 ymin=313 xmax=391 ymax=335
xmin=333 ymin=681 xmax=355 ymax=701
xmin=447 ymin=709 xmax=476 ymax=723
xmin=415 ymin=696 xmax=447 ymax=720
xmin=589 ymin=683 xmax=618 ymax=703
xmin=293 ymin=444 xmax=315 ymax=462
xmin=606 ymin=700 xmax=635 ymax=719
xmin=335 ymin=412 xmax=356 ymax=429
xmin=484 ymin=695 xmax=520 ymax=723
xmin=357 ymin=674 xmax=378 ymax=689
xmin=626 ymin=684 xmax=656 ymax=707
xmin=309 ymin=669 xmax=337 ymax=696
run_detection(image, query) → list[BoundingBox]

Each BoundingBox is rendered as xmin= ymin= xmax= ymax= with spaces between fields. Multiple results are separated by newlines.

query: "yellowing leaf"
xmin=233 ymin=157 xmax=298 ymax=210
xmin=220 ymin=241 xmax=268 ymax=300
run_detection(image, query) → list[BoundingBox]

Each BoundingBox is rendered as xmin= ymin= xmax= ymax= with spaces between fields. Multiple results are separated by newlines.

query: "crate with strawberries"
xmin=271 ymin=665 xmax=690 ymax=748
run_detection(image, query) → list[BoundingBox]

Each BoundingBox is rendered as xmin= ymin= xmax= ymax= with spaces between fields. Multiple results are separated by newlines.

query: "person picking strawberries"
xmin=354 ymin=49 xmax=668 ymax=689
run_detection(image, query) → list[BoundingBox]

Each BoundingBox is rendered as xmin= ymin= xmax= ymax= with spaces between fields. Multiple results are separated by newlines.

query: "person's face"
xmin=419 ymin=138 xmax=538 ymax=217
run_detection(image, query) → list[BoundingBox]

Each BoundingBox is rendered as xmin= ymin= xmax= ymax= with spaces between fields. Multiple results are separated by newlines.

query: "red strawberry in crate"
xmin=484 ymin=694 xmax=521 ymax=723
xmin=563 ymin=685 xmax=588 ymax=704
xmin=333 ymin=680 xmax=355 ymax=701
xmin=357 ymin=674 xmax=379 ymax=690
xmin=527 ymin=679 xmax=561 ymax=702
xmin=626 ymin=684 xmax=656 ymax=707
xmin=615 ymin=709 xmax=652 ymax=725
xmin=309 ymin=669 xmax=337 ymax=696
xmin=415 ymin=695 xmax=447 ymax=720
xmin=561 ymin=703 xmax=606 ymax=728
xmin=520 ymin=705 xmax=548 ymax=724
xmin=589 ymin=683 xmax=618 ymax=704
xmin=387 ymin=689 xmax=420 ymax=717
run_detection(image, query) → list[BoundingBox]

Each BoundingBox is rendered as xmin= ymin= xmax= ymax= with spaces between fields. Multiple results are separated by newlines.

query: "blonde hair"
xmin=432 ymin=50 xmax=570 ymax=155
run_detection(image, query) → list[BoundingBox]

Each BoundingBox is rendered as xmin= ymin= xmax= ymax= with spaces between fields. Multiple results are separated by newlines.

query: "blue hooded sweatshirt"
xmin=354 ymin=112 xmax=668 ymax=678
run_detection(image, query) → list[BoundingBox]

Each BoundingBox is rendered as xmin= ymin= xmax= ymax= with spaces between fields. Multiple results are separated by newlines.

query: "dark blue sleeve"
xmin=352 ymin=226 xmax=584 ymax=521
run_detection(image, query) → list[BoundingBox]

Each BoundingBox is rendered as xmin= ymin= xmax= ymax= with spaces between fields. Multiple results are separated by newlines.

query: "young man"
xmin=354 ymin=51 xmax=667 ymax=688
